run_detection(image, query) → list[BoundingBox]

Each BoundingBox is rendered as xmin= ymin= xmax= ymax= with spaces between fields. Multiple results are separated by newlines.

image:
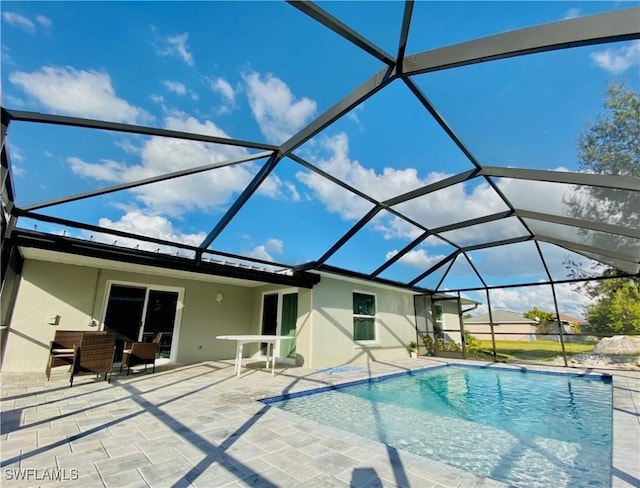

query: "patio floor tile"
xmin=1 ymin=358 xmax=637 ymax=488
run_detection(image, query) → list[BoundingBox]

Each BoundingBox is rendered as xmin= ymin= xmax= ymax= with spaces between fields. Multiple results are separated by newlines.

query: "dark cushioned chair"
xmin=120 ymin=341 xmax=160 ymax=375
xmin=69 ymin=333 xmax=116 ymax=387
xmin=46 ymin=330 xmax=106 ymax=381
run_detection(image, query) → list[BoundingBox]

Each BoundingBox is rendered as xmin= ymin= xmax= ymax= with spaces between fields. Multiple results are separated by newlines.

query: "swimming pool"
xmin=263 ymin=365 xmax=612 ymax=488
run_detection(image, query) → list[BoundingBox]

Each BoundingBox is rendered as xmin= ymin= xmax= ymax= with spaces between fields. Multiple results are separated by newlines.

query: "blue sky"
xmin=2 ymin=1 xmax=639 ymax=318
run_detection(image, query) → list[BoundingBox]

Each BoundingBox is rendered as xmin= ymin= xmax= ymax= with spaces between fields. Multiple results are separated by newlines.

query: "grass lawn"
xmin=472 ymin=339 xmax=595 ymax=361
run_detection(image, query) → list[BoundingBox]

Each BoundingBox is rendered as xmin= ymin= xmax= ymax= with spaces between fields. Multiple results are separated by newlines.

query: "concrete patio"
xmin=1 ymin=358 xmax=638 ymax=488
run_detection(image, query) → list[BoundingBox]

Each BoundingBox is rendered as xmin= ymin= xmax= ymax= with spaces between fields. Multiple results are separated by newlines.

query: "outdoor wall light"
xmin=216 ymin=292 xmax=223 ymax=304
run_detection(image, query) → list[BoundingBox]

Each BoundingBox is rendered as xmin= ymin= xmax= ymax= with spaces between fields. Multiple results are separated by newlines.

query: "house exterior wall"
xmin=1 ymin=259 xmax=255 ymax=371
xmin=2 ymin=260 xmax=98 ymax=371
xmin=308 ymin=276 xmax=417 ymax=368
xmin=2 ymin=259 xmax=444 ymax=372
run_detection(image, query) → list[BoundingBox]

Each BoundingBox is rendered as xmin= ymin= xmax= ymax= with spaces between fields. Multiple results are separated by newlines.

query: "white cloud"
xmin=67 ymin=112 xmax=260 ymax=216
xmin=114 ymin=139 xmax=142 ymax=156
xmin=297 ymin=132 xmax=509 ymax=236
xmin=467 ymin=282 xmax=591 ymax=319
xmin=386 ymin=248 xmax=447 ymax=269
xmin=91 ymin=210 xmax=205 ymax=256
xmin=258 ymin=174 xmax=301 ymax=201
xmin=2 ymin=12 xmax=35 ymax=32
xmin=9 ymin=66 xmax=152 ymax=124
xmin=211 ymin=77 xmax=236 ymax=104
xmin=265 ymin=238 xmax=283 ymax=254
xmin=562 ymin=8 xmax=581 ymax=20
xmin=10 ymin=146 xmax=25 ymax=162
xmin=68 ymin=157 xmax=127 ymax=182
xmin=247 ymin=238 xmax=284 ymax=262
xmin=590 ymin=40 xmax=640 ymax=75
xmin=9 ymin=146 xmax=25 ymax=177
xmin=35 ymin=15 xmax=52 ymax=28
xmin=155 ymin=30 xmax=194 ymax=66
xmin=244 ymin=72 xmax=317 ymax=144
xmin=297 ymin=132 xmax=600 ymax=287
xmin=163 ymin=80 xmax=186 ymax=95
xmin=149 ymin=94 xmax=164 ymax=104
xmin=2 ymin=44 xmax=13 ymax=65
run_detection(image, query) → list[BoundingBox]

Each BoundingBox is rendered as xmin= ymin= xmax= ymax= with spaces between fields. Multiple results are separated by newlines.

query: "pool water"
xmin=268 ymin=365 xmax=612 ymax=488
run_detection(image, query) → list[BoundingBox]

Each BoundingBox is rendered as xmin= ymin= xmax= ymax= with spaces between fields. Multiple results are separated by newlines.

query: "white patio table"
xmin=216 ymin=335 xmax=294 ymax=378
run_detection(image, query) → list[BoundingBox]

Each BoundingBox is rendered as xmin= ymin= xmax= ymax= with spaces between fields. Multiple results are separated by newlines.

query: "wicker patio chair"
xmin=46 ymin=330 xmax=106 ymax=380
xmin=117 ymin=332 xmax=163 ymax=375
xmin=69 ymin=333 xmax=116 ymax=387
xmin=120 ymin=341 xmax=159 ymax=375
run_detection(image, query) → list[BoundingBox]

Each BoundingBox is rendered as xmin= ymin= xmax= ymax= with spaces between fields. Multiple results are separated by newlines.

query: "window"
xmin=353 ymin=292 xmax=376 ymax=342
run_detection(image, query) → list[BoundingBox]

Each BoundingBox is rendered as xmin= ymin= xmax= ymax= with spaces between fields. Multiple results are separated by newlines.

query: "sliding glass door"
xmin=102 ymin=282 xmax=182 ymax=360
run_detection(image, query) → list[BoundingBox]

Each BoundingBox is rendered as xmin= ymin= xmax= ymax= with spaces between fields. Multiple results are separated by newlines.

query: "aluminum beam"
xmin=403 ymin=79 xmax=485 ymax=170
xmin=443 ymin=272 xmax=638 ymax=293
xmin=5 ymin=109 xmax=277 ymax=151
xmin=536 ymin=235 xmax=639 ymax=264
xmin=409 ymin=251 xmax=458 ymax=287
xmin=462 ymin=252 xmax=488 ymax=288
xmin=25 ymin=151 xmax=274 ymax=212
xmin=516 ymin=209 xmax=640 ymax=239
xmin=480 ymin=166 xmax=640 ymax=191
xmin=199 ymin=153 xmax=281 ymax=250
xmin=289 ymin=153 xmax=381 ymax=206
xmin=370 ymin=211 xmax=512 ymax=277
xmin=384 ymin=169 xmax=479 ymax=206
xmin=462 ymin=236 xmax=532 ymax=253
xmin=280 ymin=65 xmax=396 ymax=155
xmin=291 ymin=152 xmax=451 ymax=238
xmin=15 ymin=209 xmax=297 ymax=270
xmin=287 ymin=1 xmax=395 ymax=65
xmin=435 ymin=254 xmax=458 ymax=291
xmin=316 ymin=207 xmax=382 ymax=265
xmin=12 ymin=229 xmax=320 ymax=288
xmin=403 ymin=9 xmax=640 ymax=75
xmin=396 ymin=1 xmax=414 ymax=68
xmin=371 ymin=232 xmax=429 ymax=277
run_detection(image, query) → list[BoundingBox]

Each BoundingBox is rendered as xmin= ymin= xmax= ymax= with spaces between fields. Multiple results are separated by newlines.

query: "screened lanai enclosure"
xmin=1 ymin=1 xmax=639 ymax=367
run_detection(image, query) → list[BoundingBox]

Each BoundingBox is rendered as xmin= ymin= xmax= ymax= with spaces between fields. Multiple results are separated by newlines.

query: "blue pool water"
xmin=265 ymin=365 xmax=612 ymax=488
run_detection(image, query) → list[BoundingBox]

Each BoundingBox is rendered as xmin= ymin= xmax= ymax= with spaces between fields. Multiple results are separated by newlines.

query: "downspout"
xmin=88 ymin=268 xmax=101 ymax=327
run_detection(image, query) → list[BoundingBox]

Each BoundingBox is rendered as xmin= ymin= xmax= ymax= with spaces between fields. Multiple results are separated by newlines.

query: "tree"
xmin=523 ymin=307 xmax=555 ymax=324
xmin=523 ymin=307 xmax=558 ymax=335
xmin=585 ymin=278 xmax=640 ymax=334
xmin=563 ymin=81 xmax=640 ymax=335
xmin=568 ymin=81 xmax=639 ymax=225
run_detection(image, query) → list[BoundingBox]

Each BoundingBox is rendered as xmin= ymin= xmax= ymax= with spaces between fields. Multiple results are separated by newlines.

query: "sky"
xmin=2 ymin=1 xmax=639 ymax=319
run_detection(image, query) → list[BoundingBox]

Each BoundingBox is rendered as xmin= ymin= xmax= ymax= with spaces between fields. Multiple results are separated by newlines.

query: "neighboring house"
xmin=0 ymin=244 xmax=464 ymax=372
xmin=557 ymin=314 xmax=587 ymax=333
xmin=464 ymin=310 xmax=538 ymax=341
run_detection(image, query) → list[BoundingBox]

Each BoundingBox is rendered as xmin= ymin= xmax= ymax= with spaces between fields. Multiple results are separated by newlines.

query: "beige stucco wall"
xmin=1 ymin=259 xmax=257 ymax=371
xmin=3 ymin=258 xmax=452 ymax=372
xmin=2 ymin=260 xmax=99 ymax=371
xmin=308 ymin=276 xmax=417 ymax=368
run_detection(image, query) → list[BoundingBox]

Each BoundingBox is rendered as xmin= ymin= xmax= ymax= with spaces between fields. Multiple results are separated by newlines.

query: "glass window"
xmin=353 ymin=292 xmax=376 ymax=342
